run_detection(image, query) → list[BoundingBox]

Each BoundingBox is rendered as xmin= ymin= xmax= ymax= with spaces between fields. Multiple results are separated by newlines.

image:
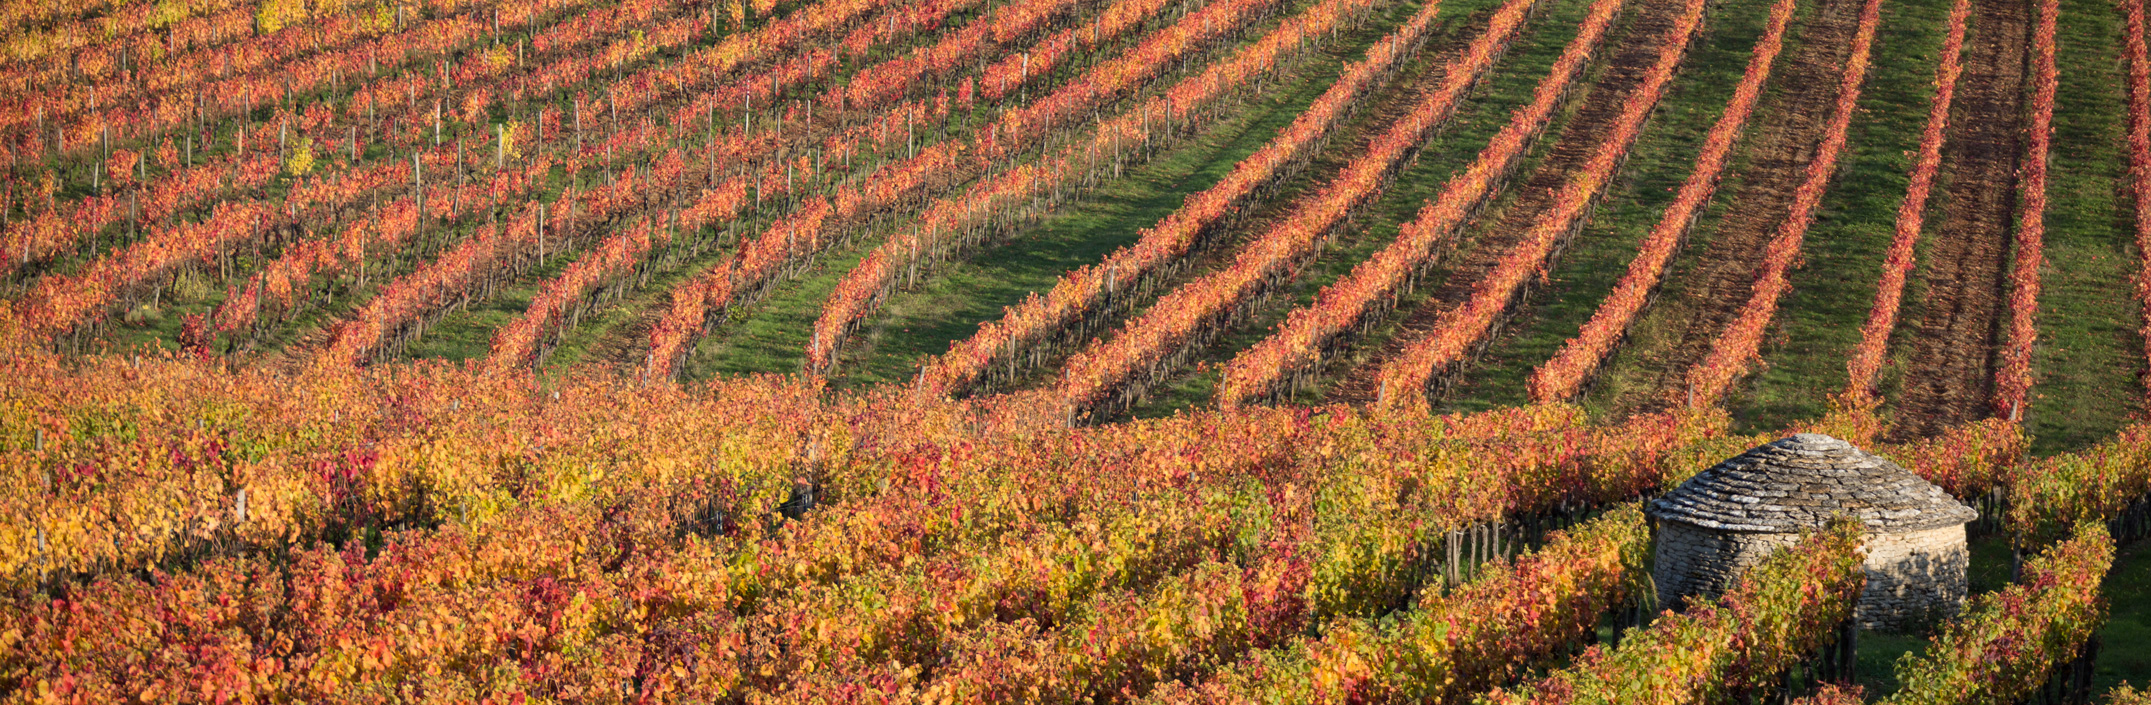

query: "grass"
xmin=1416 ymin=0 xmax=1800 ymax=414
xmin=1850 ymin=534 xmax=2151 ymax=697
xmin=1118 ymin=0 xmax=1609 ymax=416
xmin=624 ymin=0 xmax=1364 ymax=381
xmin=400 ymin=236 xmax=576 ymax=362
xmin=2017 ymin=0 xmax=2141 ymax=455
xmin=2095 ymin=539 xmax=2151 ymax=693
xmin=818 ymin=0 xmax=1450 ymax=390
xmin=1724 ymin=0 xmax=1952 ymax=434
xmin=822 ymin=75 xmax=1347 ymax=386
xmin=1845 ymin=535 xmax=2016 ymax=697
xmin=161 ymin=0 xmax=1018 ymax=367
xmin=31 ymin=0 xmax=808 ymax=361
xmin=22 ymin=0 xmax=2151 ymax=694
xmin=1574 ymin=0 xmax=1892 ymax=421
xmin=1534 ymin=0 xmax=2137 ymax=451
xmin=667 ymin=5 xmax=1374 ymax=382
xmin=681 ymin=0 xmax=1466 ymax=384
xmin=60 ymin=0 xmax=2147 ymax=453
xmin=401 ymin=0 xmax=1128 ymax=371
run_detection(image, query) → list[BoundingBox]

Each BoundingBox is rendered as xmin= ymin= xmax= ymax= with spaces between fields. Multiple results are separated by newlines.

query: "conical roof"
xmin=1648 ymin=433 xmax=1977 ymax=533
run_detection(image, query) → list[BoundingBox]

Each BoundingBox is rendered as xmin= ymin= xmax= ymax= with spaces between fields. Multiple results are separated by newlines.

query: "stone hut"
xmin=1646 ymin=433 xmax=1978 ymax=631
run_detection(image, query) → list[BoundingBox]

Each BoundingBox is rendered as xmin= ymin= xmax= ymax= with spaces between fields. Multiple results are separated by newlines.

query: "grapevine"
xmin=1526 ymin=0 xmax=1800 ymax=403
xmin=1481 ymin=518 xmax=1867 ymax=705
xmin=915 ymin=0 xmax=1534 ymax=399
xmin=1678 ymin=0 xmax=1879 ymax=408
xmin=809 ymin=0 xmax=1436 ymax=376
xmin=1054 ymin=0 xmax=1616 ymax=419
xmin=1245 ymin=0 xmax=1710 ymax=410
xmin=1992 ymin=0 xmax=2056 ymax=420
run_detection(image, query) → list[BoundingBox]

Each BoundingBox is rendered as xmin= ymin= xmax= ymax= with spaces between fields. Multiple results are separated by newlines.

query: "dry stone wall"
xmin=1653 ymin=520 xmax=1800 ymax=608
xmin=1653 ymin=520 xmax=1968 ymax=632
xmin=1856 ymin=524 xmax=1968 ymax=631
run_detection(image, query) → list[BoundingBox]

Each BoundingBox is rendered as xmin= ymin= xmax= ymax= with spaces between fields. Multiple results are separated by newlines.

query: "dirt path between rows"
xmin=1326 ymin=0 xmax=1688 ymax=405
xmin=1603 ymin=0 xmax=1865 ymax=413
xmin=587 ymin=1 xmax=1484 ymax=382
xmin=1887 ymin=0 xmax=2029 ymax=440
xmin=983 ymin=2 xmax=1517 ymax=403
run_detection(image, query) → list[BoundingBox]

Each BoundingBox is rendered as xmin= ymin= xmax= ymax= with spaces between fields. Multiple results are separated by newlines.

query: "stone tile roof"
xmin=1648 ymin=433 xmax=1978 ymax=533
